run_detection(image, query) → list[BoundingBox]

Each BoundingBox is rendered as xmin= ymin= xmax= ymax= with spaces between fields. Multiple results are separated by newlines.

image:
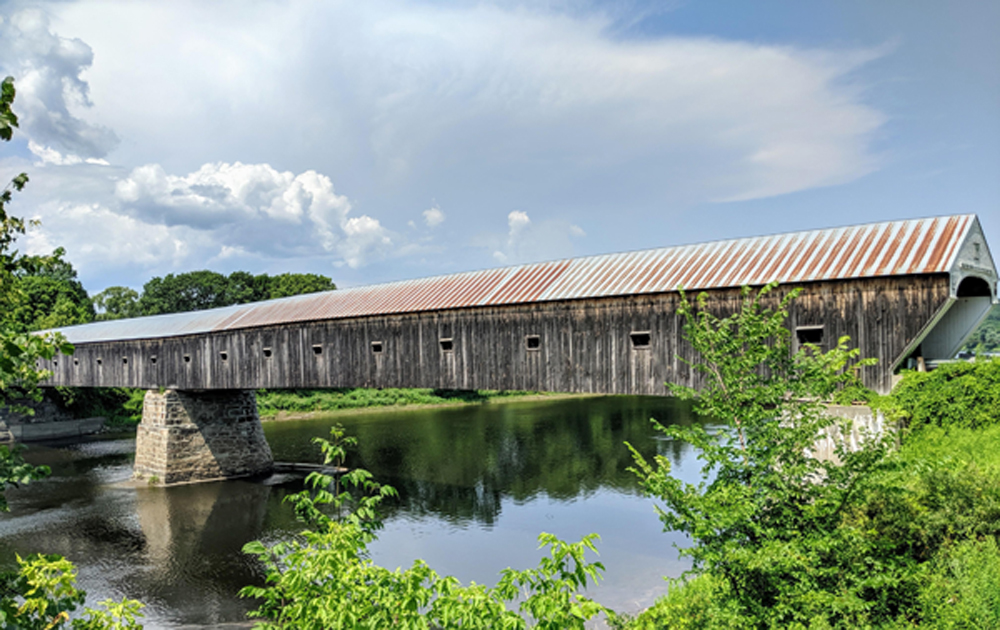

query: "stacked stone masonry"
xmin=134 ymin=389 xmax=273 ymax=485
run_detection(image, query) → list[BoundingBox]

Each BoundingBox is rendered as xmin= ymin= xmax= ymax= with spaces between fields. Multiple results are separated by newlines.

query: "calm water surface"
xmin=0 ymin=396 xmax=713 ymax=628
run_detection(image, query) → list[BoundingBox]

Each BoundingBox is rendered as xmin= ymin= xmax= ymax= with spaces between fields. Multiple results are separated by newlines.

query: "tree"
xmin=91 ymin=286 xmax=140 ymax=321
xmin=1 ymin=75 xmax=70 ymax=499
xmin=9 ymin=249 xmax=95 ymax=331
xmin=133 ymin=270 xmax=336 ymax=317
xmin=267 ymin=272 xmax=335 ymax=299
xmin=224 ymin=270 xmax=271 ymax=304
xmin=137 ymin=270 xmax=231 ymax=315
xmin=629 ymin=284 xmax=891 ymax=627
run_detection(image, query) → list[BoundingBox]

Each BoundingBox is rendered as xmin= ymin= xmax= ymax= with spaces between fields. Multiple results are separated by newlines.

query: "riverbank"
xmin=38 ymin=387 xmax=590 ymax=428
xmin=260 ymin=390 xmax=596 ymax=421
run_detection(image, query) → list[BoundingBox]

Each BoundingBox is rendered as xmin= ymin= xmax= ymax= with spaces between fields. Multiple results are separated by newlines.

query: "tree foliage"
xmin=0 ymin=553 xmax=144 ymax=629
xmin=889 ymin=357 xmax=1000 ymax=431
xmin=628 ymin=284 xmax=896 ymax=627
xmin=94 ymin=271 xmax=336 ymax=320
xmin=90 ymin=287 xmax=140 ymax=322
xmin=240 ymin=425 xmax=611 ymax=629
xmin=137 ymin=270 xmax=231 ymax=315
xmin=8 ymin=249 xmax=95 ymax=332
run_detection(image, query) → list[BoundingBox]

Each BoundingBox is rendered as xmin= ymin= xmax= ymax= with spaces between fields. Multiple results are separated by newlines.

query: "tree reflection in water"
xmin=265 ymin=395 xmax=708 ymax=526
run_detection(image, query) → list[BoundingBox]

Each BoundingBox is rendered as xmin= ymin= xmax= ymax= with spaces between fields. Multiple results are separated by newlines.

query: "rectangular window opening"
xmin=53 ymin=359 xmax=58 ymax=367
xmin=630 ymin=331 xmax=651 ymax=349
xmin=796 ymin=326 xmax=824 ymax=347
xmin=439 ymin=338 xmax=454 ymax=352
xmin=371 ymin=341 xmax=384 ymax=354
xmin=312 ymin=344 xmax=323 ymax=356
xmin=525 ymin=334 xmax=541 ymax=350
xmin=73 ymin=358 xmax=79 ymax=366
xmin=220 ymin=351 xmax=229 ymax=362
xmin=263 ymin=347 xmax=273 ymax=358
xmin=122 ymin=357 xmax=128 ymax=365
xmin=150 ymin=356 xmax=157 ymax=364
xmin=96 ymin=358 xmax=103 ymax=366
xmin=183 ymin=354 xmax=191 ymax=364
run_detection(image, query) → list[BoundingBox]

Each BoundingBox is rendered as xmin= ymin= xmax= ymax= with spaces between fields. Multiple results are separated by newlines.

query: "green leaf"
xmin=242 ymin=540 xmax=268 ymax=555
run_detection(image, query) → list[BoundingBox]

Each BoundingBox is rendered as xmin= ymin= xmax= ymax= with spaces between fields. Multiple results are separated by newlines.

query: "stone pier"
xmin=134 ymin=389 xmax=274 ymax=485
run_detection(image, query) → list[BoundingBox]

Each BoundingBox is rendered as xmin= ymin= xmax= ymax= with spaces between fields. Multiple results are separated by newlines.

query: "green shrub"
xmin=240 ymin=426 xmax=611 ymax=629
xmin=0 ymin=553 xmax=144 ymax=629
xmin=823 ymin=427 xmax=1000 ymax=627
xmin=614 ymin=574 xmax=745 ymax=630
xmin=629 ymin=284 xmax=900 ymax=628
xmin=918 ymin=536 xmax=1000 ymax=629
xmin=624 ymin=429 xmax=1000 ymax=630
xmin=891 ymin=358 xmax=1000 ymax=430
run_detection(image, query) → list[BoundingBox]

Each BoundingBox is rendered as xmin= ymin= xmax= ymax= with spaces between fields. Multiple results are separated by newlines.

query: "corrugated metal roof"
xmin=53 ymin=214 xmax=982 ymax=344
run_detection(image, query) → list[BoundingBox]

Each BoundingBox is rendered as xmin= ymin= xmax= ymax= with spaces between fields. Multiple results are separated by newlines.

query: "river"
xmin=0 ymin=395 xmax=713 ymax=628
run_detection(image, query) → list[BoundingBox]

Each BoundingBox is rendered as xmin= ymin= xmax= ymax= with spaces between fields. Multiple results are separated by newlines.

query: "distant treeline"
xmin=10 ymin=251 xmax=335 ymax=332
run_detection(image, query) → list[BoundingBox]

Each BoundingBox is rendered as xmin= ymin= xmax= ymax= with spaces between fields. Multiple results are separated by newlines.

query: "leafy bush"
xmin=629 ymin=284 xmax=898 ymax=628
xmin=0 ymin=553 xmax=144 ymax=629
xmin=240 ymin=425 xmax=611 ymax=629
xmin=918 ymin=536 xmax=1000 ymax=628
xmin=612 ymin=574 xmax=745 ymax=630
xmin=891 ymin=358 xmax=1000 ymax=430
xmin=625 ymin=423 xmax=1000 ymax=629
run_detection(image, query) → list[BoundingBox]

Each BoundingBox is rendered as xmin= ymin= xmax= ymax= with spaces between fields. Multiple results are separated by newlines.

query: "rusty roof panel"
xmin=51 ymin=215 xmax=983 ymax=343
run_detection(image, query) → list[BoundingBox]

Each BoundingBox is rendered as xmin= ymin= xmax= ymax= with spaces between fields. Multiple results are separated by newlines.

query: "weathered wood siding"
xmin=42 ymin=275 xmax=951 ymax=395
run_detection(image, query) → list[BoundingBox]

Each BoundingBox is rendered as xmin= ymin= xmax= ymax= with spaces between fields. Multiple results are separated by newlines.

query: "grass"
xmin=897 ymin=423 xmax=1000 ymax=474
xmin=256 ymin=387 xmax=547 ymax=417
xmin=48 ymin=387 xmax=551 ymax=424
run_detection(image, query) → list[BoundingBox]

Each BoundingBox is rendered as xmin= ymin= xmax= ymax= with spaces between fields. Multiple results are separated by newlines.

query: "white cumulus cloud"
xmin=0 ymin=9 xmax=118 ymax=158
xmin=114 ymin=161 xmax=394 ymax=268
xmin=422 ymin=206 xmax=445 ymax=227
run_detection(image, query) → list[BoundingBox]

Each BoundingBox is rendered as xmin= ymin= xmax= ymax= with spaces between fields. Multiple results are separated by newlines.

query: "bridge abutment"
xmin=134 ymin=389 xmax=273 ymax=485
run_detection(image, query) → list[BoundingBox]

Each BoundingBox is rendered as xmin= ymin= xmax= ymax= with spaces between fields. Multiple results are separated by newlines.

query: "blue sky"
xmin=0 ymin=0 xmax=997 ymax=293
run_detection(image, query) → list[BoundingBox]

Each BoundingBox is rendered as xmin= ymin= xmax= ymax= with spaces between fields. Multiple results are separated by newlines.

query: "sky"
xmin=0 ymin=0 xmax=997 ymax=294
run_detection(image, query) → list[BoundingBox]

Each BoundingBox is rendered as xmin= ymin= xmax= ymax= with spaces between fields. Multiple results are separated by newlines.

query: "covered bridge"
xmin=39 ymin=214 xmax=997 ymax=484
xmin=44 ymin=214 xmax=997 ymax=396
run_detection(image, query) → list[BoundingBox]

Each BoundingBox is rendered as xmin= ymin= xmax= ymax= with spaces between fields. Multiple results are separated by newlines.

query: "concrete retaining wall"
xmin=811 ymin=405 xmax=891 ymax=464
xmin=0 ymin=417 xmax=106 ymax=442
xmin=0 ymin=395 xmax=106 ymax=442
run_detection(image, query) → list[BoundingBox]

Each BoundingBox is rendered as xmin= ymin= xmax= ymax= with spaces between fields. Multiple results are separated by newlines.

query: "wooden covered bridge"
xmin=41 ymin=214 xmax=998 ymax=484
